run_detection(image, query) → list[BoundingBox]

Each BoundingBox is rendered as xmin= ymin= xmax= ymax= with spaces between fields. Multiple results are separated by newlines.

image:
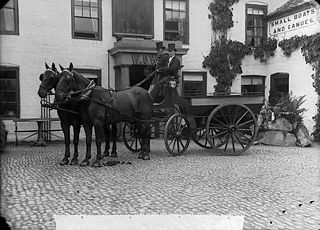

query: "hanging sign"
xmin=269 ymin=7 xmax=317 ymax=35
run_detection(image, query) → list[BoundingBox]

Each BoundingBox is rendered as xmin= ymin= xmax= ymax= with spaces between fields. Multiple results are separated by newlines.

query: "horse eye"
xmin=39 ymin=74 xmax=43 ymax=81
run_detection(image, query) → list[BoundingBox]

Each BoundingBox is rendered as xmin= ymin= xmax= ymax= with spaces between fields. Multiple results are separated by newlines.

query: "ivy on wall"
xmin=204 ymin=0 xmax=319 ymax=138
xmin=278 ymin=33 xmax=320 ymax=139
xmin=203 ymin=0 xmax=276 ymax=94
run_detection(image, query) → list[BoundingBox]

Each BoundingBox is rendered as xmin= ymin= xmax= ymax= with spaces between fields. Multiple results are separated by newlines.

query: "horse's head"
xmin=55 ymin=62 xmax=90 ymax=101
xmin=55 ymin=63 xmax=76 ymax=101
xmin=38 ymin=62 xmax=59 ymax=98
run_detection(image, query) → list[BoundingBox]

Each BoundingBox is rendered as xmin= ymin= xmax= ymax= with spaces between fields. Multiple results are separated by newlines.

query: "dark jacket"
xmin=162 ymin=56 xmax=180 ymax=77
xmin=152 ymin=53 xmax=169 ymax=84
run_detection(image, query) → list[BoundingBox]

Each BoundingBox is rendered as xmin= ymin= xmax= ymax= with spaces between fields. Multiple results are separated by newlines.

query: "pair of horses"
xmin=38 ymin=62 xmax=152 ymax=167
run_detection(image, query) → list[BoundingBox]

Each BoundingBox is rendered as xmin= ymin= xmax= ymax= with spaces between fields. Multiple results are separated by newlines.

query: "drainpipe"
xmin=107 ymin=50 xmax=111 ymax=89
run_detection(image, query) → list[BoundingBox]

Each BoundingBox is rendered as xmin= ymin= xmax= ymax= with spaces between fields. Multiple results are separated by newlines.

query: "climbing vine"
xmin=204 ymin=0 xmax=276 ymax=94
xmin=278 ymin=33 xmax=320 ymax=140
xmin=202 ymin=36 xmax=251 ymax=93
xmin=253 ymin=38 xmax=278 ymax=62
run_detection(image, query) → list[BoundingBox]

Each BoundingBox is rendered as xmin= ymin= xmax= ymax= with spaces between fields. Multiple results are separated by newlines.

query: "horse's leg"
xmin=70 ymin=121 xmax=81 ymax=165
xmin=142 ymin=123 xmax=151 ymax=160
xmin=60 ymin=122 xmax=70 ymax=165
xmin=80 ymin=124 xmax=92 ymax=167
xmin=103 ymin=124 xmax=111 ymax=157
xmin=110 ymin=123 xmax=117 ymax=157
xmin=92 ymin=124 xmax=104 ymax=167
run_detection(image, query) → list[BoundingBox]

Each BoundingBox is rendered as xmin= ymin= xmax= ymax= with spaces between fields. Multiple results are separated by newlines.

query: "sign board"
xmin=269 ymin=8 xmax=317 ymax=35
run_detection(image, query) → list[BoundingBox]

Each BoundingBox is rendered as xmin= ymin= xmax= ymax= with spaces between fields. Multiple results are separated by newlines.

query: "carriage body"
xmin=122 ymin=85 xmax=265 ymax=156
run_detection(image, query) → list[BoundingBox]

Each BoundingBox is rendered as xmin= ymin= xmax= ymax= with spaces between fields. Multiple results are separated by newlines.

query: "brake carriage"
xmin=122 ymin=84 xmax=264 ymax=156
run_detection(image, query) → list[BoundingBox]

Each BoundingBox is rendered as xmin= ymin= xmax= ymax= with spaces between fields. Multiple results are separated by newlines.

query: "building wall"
xmin=1 ymin=0 xmax=319 ymax=139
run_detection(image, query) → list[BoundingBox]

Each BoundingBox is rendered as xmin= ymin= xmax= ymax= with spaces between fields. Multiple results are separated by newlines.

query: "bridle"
xmin=56 ymin=69 xmax=96 ymax=99
xmin=39 ymin=69 xmax=59 ymax=92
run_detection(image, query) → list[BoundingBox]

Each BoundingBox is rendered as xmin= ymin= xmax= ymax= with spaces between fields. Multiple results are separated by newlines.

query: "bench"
xmin=13 ymin=118 xmax=61 ymax=146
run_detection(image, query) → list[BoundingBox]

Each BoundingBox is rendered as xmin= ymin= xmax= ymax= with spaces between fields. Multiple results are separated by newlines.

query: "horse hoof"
xmin=138 ymin=152 xmax=144 ymax=159
xmin=70 ymin=159 xmax=78 ymax=165
xmin=143 ymin=155 xmax=150 ymax=160
xmin=80 ymin=160 xmax=89 ymax=167
xmin=103 ymin=151 xmax=109 ymax=158
xmin=59 ymin=159 xmax=69 ymax=165
xmin=92 ymin=161 xmax=102 ymax=167
xmin=110 ymin=152 xmax=117 ymax=158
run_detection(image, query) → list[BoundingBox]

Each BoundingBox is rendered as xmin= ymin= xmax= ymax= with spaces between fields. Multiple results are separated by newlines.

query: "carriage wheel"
xmin=192 ymin=127 xmax=211 ymax=149
xmin=164 ymin=114 xmax=191 ymax=156
xmin=205 ymin=104 xmax=257 ymax=155
xmin=122 ymin=122 xmax=141 ymax=152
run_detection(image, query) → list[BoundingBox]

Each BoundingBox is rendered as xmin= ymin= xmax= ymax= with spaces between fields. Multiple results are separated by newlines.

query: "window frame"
xmin=245 ymin=4 xmax=267 ymax=47
xmin=112 ymin=0 xmax=154 ymax=39
xmin=0 ymin=66 xmax=20 ymax=119
xmin=0 ymin=0 xmax=19 ymax=35
xmin=182 ymin=71 xmax=207 ymax=97
xmin=269 ymin=72 xmax=289 ymax=106
xmin=163 ymin=0 xmax=189 ymax=45
xmin=73 ymin=68 xmax=101 ymax=86
xmin=71 ymin=0 xmax=102 ymax=40
xmin=241 ymin=75 xmax=266 ymax=96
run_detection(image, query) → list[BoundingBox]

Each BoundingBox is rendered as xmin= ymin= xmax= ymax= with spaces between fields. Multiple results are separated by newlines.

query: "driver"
xmin=149 ymin=43 xmax=180 ymax=103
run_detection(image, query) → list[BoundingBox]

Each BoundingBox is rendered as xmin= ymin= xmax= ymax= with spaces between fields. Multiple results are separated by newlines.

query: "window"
xmin=72 ymin=0 xmax=102 ymax=40
xmin=112 ymin=0 xmax=154 ymax=37
xmin=269 ymin=73 xmax=289 ymax=106
xmin=241 ymin=75 xmax=265 ymax=96
xmin=0 ymin=67 xmax=19 ymax=118
xmin=182 ymin=72 xmax=206 ymax=96
xmin=245 ymin=4 xmax=267 ymax=47
xmin=74 ymin=69 xmax=101 ymax=86
xmin=0 ymin=0 xmax=19 ymax=35
xmin=164 ymin=0 xmax=189 ymax=44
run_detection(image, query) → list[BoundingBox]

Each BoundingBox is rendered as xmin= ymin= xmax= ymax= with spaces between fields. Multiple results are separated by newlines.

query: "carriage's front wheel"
xmin=122 ymin=122 xmax=141 ymax=152
xmin=205 ymin=104 xmax=257 ymax=155
xmin=164 ymin=114 xmax=191 ymax=156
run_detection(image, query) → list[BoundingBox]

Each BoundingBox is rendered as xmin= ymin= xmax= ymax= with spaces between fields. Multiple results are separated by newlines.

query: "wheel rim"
xmin=122 ymin=122 xmax=141 ymax=152
xmin=206 ymin=104 xmax=257 ymax=155
xmin=164 ymin=114 xmax=191 ymax=156
xmin=192 ymin=127 xmax=211 ymax=149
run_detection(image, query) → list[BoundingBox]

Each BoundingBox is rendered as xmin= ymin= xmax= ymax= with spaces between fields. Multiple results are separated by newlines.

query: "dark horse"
xmin=38 ymin=63 xmax=117 ymax=166
xmin=55 ymin=63 xmax=153 ymax=167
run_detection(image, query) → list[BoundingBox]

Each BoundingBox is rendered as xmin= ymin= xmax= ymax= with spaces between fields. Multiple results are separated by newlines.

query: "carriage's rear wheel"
xmin=122 ymin=122 xmax=141 ymax=152
xmin=164 ymin=114 xmax=191 ymax=156
xmin=205 ymin=104 xmax=257 ymax=155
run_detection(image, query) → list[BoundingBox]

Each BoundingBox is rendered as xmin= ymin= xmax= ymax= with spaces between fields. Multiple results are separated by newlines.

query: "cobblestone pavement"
xmin=1 ymin=140 xmax=319 ymax=230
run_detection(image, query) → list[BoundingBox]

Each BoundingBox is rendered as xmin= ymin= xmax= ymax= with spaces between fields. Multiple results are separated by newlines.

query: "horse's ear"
xmin=51 ymin=63 xmax=58 ymax=73
xmin=45 ymin=62 xmax=50 ymax=69
xmin=59 ymin=64 xmax=64 ymax=71
xmin=69 ymin=62 xmax=73 ymax=71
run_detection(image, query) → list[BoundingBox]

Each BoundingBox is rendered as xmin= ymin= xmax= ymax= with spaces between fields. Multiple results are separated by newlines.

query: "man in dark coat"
xmin=149 ymin=42 xmax=169 ymax=100
xmin=149 ymin=43 xmax=180 ymax=102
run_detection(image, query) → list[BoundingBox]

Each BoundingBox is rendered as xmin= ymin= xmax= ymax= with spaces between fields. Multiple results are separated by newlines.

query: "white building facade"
xmin=0 ymin=0 xmax=319 ymax=138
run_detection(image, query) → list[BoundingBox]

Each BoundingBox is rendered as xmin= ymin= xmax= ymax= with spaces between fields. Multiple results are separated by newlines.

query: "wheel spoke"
xmin=235 ymin=111 xmax=249 ymax=126
xmin=178 ymin=138 xmax=186 ymax=150
xmin=218 ymin=109 xmax=230 ymax=126
xmin=231 ymin=133 xmax=236 ymax=152
xmin=211 ymin=129 xmax=228 ymax=138
xmin=237 ymin=119 xmax=254 ymax=128
xmin=223 ymin=133 xmax=230 ymax=151
xmin=233 ymin=132 xmax=246 ymax=149
xmin=235 ymin=131 xmax=251 ymax=142
xmin=212 ymin=117 xmax=229 ymax=128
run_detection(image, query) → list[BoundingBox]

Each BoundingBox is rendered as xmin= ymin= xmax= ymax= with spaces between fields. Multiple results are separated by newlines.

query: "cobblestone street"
xmin=1 ymin=140 xmax=319 ymax=230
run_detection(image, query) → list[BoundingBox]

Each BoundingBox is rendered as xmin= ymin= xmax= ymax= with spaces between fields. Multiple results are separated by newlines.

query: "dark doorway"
xmin=129 ymin=65 xmax=153 ymax=90
xmin=269 ymin=73 xmax=289 ymax=106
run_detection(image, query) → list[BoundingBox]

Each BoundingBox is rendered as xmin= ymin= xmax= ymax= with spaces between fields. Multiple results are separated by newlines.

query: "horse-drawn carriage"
xmin=122 ymin=84 xmax=263 ymax=156
xmin=39 ymin=62 xmax=264 ymax=167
